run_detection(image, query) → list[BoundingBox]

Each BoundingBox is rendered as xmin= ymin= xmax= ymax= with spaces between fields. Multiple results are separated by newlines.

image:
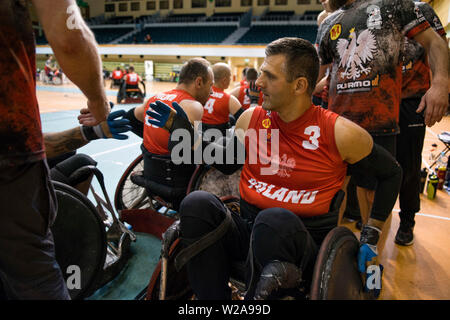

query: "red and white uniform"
xmin=143 ymin=89 xmax=196 ymax=155
xmin=124 ymin=72 xmax=140 ymax=86
xmin=201 ymin=86 xmax=230 ymax=125
xmin=240 ymin=105 xmax=347 ymax=217
xmin=238 ymin=84 xmax=263 ymax=110
xmin=112 ymin=69 xmax=123 ymax=80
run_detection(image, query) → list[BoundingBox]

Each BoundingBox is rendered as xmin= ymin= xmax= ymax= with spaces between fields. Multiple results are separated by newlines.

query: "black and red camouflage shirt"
xmin=0 ymin=0 xmax=45 ymax=167
xmin=317 ymin=0 xmax=430 ymax=136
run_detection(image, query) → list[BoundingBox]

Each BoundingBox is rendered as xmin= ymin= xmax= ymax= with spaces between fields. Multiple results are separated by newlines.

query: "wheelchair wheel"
xmin=189 ymin=166 xmax=242 ymax=199
xmin=51 ymin=181 xmax=107 ymax=300
xmin=114 ymin=154 xmax=151 ymax=211
xmin=310 ymin=226 xmax=366 ymax=300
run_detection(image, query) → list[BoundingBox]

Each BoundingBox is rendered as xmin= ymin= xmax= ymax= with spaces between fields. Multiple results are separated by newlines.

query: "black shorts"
xmin=352 ymin=134 xmax=397 ymax=190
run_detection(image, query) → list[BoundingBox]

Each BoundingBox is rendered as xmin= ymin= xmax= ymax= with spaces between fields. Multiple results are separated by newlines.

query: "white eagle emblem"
xmin=336 ymin=28 xmax=377 ymax=80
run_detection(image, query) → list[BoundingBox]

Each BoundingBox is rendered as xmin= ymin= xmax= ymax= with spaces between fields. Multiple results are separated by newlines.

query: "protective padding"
xmin=310 ymin=226 xmax=367 ymax=300
xmin=51 ymin=181 xmax=107 ymax=300
xmin=189 ymin=166 xmax=242 ymax=198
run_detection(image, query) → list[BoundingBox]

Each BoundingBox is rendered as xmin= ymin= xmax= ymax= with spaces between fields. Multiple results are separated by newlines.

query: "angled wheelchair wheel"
xmin=189 ymin=166 xmax=242 ymax=199
xmin=51 ymin=181 xmax=107 ymax=300
xmin=310 ymin=226 xmax=366 ymax=300
xmin=114 ymin=154 xmax=151 ymax=211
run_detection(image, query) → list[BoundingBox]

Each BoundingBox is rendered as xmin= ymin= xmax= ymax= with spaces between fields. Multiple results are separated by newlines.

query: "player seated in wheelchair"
xmin=200 ymin=63 xmax=245 ymax=144
xmin=146 ymin=38 xmax=402 ymax=300
xmin=122 ymin=58 xmax=214 ymax=211
xmin=117 ymin=66 xmax=145 ymax=104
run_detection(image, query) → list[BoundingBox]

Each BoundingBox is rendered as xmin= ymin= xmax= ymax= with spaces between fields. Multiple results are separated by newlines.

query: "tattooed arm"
xmin=44 ymin=127 xmax=88 ymax=159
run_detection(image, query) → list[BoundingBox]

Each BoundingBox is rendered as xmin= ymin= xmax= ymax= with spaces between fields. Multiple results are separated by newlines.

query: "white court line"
xmin=91 ymin=142 xmax=141 ymax=158
xmin=392 ymin=209 xmax=450 ymax=221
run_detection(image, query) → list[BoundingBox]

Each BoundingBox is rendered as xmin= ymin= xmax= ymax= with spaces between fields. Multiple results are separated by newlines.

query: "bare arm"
xmin=32 ymin=0 xmax=109 ymax=125
xmin=313 ymin=64 xmax=331 ymax=95
xmin=44 ymin=127 xmax=88 ymax=159
xmin=413 ymin=28 xmax=449 ymax=127
xmin=228 ymin=95 xmax=243 ymax=115
xmin=229 ymin=86 xmax=241 ymax=99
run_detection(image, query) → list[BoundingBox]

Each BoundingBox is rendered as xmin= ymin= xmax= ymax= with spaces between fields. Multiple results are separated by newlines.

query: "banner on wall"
xmin=145 ymin=60 xmax=154 ymax=81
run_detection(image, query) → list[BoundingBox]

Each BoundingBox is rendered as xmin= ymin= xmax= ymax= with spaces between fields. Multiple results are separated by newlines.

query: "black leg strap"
xmin=174 ymin=207 xmax=233 ymax=272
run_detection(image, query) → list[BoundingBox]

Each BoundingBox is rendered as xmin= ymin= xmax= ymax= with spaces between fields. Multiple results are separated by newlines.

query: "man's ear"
xmin=295 ymin=77 xmax=309 ymax=95
xmin=195 ymin=76 xmax=203 ymax=88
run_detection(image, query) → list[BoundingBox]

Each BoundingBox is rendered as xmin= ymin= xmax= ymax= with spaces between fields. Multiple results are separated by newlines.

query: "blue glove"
xmin=81 ymin=109 xmax=131 ymax=141
xmin=105 ymin=110 xmax=132 ymax=140
xmin=358 ymin=243 xmax=378 ymax=273
xmin=146 ymin=100 xmax=188 ymax=130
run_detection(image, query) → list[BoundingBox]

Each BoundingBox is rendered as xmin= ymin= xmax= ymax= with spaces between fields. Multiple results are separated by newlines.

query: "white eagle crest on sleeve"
xmin=336 ymin=28 xmax=377 ymax=80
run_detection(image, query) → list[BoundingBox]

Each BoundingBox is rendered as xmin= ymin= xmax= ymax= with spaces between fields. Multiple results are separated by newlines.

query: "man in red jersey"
xmin=230 ymin=67 xmax=264 ymax=110
xmin=123 ymin=66 xmax=141 ymax=90
xmin=111 ymin=66 xmax=124 ymax=88
xmin=147 ymin=38 xmax=402 ymax=299
xmin=128 ymin=58 xmax=213 ymax=210
xmin=201 ymin=63 xmax=244 ymax=138
xmin=0 ymin=0 xmax=109 ymax=299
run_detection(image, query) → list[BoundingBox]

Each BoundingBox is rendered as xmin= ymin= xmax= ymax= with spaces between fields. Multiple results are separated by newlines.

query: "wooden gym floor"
xmin=37 ymin=79 xmax=450 ymax=300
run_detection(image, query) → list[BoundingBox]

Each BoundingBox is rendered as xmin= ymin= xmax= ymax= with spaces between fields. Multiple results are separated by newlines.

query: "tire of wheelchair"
xmin=51 ymin=181 xmax=107 ymax=300
xmin=310 ymin=226 xmax=366 ymax=300
xmin=114 ymin=154 xmax=147 ymax=211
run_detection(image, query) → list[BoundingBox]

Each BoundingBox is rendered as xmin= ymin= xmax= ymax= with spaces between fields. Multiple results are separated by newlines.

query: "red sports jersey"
xmin=0 ymin=0 xmax=45 ymax=167
xmin=240 ymin=106 xmax=347 ymax=217
xmin=125 ymin=72 xmax=140 ymax=85
xmin=143 ymin=89 xmax=196 ymax=155
xmin=112 ymin=70 xmax=123 ymax=80
xmin=238 ymin=84 xmax=263 ymax=110
xmin=201 ymin=86 xmax=230 ymax=125
xmin=240 ymin=80 xmax=248 ymax=87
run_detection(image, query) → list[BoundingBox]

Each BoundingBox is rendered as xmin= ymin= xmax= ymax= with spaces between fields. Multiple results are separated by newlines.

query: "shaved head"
xmin=212 ymin=63 xmax=231 ymax=83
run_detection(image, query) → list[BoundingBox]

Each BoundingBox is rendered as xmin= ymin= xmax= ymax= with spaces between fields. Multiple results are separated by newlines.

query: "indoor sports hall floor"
xmin=38 ymin=80 xmax=450 ymax=300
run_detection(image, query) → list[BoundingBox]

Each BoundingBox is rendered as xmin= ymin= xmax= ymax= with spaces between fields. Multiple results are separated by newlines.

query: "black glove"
xmin=245 ymin=81 xmax=261 ymax=105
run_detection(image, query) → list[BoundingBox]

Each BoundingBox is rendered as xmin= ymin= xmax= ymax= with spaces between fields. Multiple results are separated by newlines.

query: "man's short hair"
xmin=242 ymin=67 xmax=249 ymax=77
xmin=245 ymin=68 xmax=258 ymax=81
xmin=179 ymin=58 xmax=211 ymax=84
xmin=265 ymin=37 xmax=319 ymax=95
xmin=129 ymin=66 xmax=135 ymax=71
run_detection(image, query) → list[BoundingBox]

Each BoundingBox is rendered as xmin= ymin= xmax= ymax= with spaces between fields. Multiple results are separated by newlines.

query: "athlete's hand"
xmin=416 ymin=84 xmax=448 ymax=127
xmin=146 ymin=100 xmax=188 ymax=132
xmin=245 ymin=81 xmax=261 ymax=105
xmin=81 ymin=109 xmax=131 ymax=141
xmin=78 ymin=101 xmax=112 ymax=126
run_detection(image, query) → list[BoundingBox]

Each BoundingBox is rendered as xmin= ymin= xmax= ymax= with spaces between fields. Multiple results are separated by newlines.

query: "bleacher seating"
xmin=35 ymin=31 xmax=48 ymax=45
xmin=119 ymin=26 xmax=237 ymax=44
xmin=260 ymin=11 xmax=295 ymax=21
xmin=206 ymin=12 xmax=244 ymax=22
xmin=237 ymin=25 xmax=318 ymax=45
xmin=104 ymin=16 xmax=135 ymax=24
xmin=92 ymin=28 xmax=134 ymax=44
xmin=162 ymin=13 xmax=206 ymax=23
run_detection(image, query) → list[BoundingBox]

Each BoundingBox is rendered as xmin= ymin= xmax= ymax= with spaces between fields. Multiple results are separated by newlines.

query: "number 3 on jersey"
xmin=204 ymin=98 xmax=215 ymax=114
xmin=302 ymin=125 xmax=320 ymax=150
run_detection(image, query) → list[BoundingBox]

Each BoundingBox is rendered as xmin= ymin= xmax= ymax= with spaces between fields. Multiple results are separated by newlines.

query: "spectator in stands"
xmin=201 ymin=63 xmax=245 ymax=138
xmin=315 ymin=0 xmax=448 ymax=230
xmin=230 ymin=67 xmax=263 ymax=110
xmin=1 ymin=0 xmax=109 ymax=300
xmin=145 ymin=33 xmax=152 ymax=43
xmin=395 ymin=2 xmax=448 ymax=246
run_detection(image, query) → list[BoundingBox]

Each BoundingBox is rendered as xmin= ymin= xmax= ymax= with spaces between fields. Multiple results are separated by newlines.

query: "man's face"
xmin=255 ymin=54 xmax=295 ymax=112
xmin=198 ymin=68 xmax=214 ymax=105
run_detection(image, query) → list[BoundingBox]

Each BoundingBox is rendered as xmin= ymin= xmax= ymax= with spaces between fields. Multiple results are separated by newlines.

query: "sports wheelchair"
xmin=50 ymin=157 xmax=136 ymax=299
xmin=114 ymin=155 xmax=377 ymax=300
xmin=117 ymin=81 xmax=146 ymax=105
